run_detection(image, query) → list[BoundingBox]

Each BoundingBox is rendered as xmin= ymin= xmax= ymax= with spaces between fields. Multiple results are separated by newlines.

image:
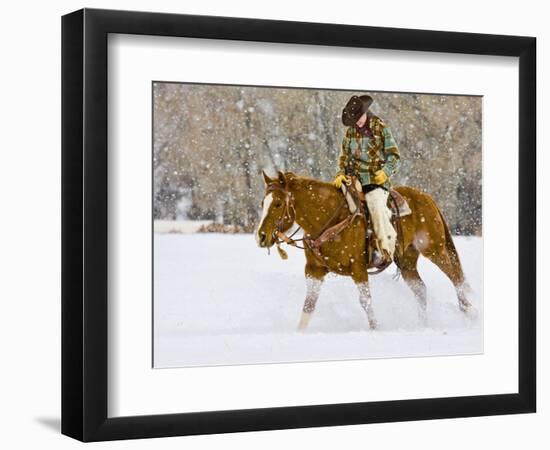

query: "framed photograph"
xmin=61 ymin=8 xmax=536 ymax=442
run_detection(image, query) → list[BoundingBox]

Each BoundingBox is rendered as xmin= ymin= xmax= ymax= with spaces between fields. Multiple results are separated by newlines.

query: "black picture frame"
xmin=61 ymin=8 xmax=536 ymax=442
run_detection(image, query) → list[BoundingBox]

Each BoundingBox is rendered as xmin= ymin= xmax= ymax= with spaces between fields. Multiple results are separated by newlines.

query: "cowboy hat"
xmin=341 ymin=94 xmax=373 ymax=126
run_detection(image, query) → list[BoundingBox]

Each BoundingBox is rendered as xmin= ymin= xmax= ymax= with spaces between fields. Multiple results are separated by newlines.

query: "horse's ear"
xmin=261 ymin=170 xmax=272 ymax=186
xmin=277 ymin=171 xmax=287 ymax=187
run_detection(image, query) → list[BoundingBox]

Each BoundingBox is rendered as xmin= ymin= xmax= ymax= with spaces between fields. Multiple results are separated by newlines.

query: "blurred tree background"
xmin=153 ymin=83 xmax=482 ymax=235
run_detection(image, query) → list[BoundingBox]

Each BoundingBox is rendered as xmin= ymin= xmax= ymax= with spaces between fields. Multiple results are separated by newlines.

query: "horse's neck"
xmin=290 ymin=179 xmax=346 ymax=236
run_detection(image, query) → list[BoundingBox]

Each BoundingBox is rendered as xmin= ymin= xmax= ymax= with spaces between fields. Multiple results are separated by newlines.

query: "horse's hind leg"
xmin=298 ymin=264 xmax=327 ymax=331
xmin=426 ymin=249 xmax=472 ymax=313
xmin=395 ymin=245 xmax=428 ymax=323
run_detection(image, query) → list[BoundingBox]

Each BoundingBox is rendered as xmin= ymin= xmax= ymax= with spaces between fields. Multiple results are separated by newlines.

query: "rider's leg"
xmin=364 ymin=186 xmax=397 ymax=261
xmin=340 ymin=177 xmax=363 ymax=213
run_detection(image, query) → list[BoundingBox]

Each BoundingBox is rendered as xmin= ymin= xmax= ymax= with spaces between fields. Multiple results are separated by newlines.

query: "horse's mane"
xmin=285 ymin=172 xmax=337 ymax=191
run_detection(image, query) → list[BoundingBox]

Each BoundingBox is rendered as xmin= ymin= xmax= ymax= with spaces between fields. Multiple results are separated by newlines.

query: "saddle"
xmin=388 ymin=189 xmax=412 ymax=216
xmin=341 ymin=177 xmax=412 ymax=217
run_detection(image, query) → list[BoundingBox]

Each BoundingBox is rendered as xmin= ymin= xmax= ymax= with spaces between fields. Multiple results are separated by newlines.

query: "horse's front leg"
xmin=352 ymin=266 xmax=377 ymax=329
xmin=298 ymin=264 xmax=327 ymax=331
xmin=356 ymin=282 xmax=377 ymax=330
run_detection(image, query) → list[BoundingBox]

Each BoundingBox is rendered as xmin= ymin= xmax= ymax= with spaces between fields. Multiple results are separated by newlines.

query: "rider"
xmin=333 ymin=94 xmax=401 ymax=266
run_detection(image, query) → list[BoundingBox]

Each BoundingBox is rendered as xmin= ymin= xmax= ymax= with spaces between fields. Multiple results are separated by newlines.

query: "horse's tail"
xmin=433 ymin=200 xmax=469 ymax=289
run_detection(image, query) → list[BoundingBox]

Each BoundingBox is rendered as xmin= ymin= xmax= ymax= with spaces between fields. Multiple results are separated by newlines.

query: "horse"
xmin=255 ymin=170 xmax=473 ymax=331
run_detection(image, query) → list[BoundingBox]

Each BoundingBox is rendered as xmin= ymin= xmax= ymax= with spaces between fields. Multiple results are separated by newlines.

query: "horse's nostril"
xmin=259 ymin=233 xmax=266 ymax=245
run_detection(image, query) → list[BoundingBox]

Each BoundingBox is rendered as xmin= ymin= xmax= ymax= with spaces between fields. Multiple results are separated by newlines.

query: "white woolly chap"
xmin=365 ymin=188 xmax=397 ymax=259
xmin=255 ymin=193 xmax=273 ymax=245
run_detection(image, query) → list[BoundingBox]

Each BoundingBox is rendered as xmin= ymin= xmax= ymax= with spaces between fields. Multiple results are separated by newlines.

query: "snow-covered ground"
xmin=154 ymin=220 xmax=213 ymax=234
xmin=153 ymin=233 xmax=483 ymax=368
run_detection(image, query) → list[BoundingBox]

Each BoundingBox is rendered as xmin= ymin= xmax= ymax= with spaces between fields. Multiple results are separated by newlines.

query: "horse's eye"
xmin=274 ymin=202 xmax=283 ymax=208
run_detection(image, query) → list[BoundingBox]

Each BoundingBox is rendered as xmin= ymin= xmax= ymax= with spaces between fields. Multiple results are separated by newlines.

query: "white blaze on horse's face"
xmin=256 ymin=193 xmax=273 ymax=246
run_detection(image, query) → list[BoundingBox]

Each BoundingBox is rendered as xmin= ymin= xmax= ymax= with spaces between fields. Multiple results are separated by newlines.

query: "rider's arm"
xmin=381 ymin=125 xmax=400 ymax=178
xmin=336 ymin=127 xmax=352 ymax=176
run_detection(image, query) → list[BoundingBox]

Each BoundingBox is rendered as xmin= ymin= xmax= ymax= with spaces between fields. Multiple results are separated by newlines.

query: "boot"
xmin=371 ymin=249 xmax=385 ymax=268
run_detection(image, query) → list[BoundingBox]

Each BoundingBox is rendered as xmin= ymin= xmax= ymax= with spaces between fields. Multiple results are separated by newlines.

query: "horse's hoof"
xmin=368 ymin=319 xmax=378 ymax=330
xmin=418 ymin=314 xmax=428 ymax=328
xmin=462 ymin=305 xmax=479 ymax=321
xmin=297 ymin=312 xmax=311 ymax=331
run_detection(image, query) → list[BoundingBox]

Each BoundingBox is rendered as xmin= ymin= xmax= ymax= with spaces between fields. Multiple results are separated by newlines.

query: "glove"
xmin=373 ymin=170 xmax=388 ymax=185
xmin=333 ymin=174 xmax=350 ymax=188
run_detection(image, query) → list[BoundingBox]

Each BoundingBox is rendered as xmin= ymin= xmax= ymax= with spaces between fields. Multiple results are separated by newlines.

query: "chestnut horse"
xmin=256 ymin=171 xmax=473 ymax=330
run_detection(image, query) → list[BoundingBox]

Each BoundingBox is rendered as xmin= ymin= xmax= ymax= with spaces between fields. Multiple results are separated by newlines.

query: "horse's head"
xmin=256 ymin=170 xmax=295 ymax=248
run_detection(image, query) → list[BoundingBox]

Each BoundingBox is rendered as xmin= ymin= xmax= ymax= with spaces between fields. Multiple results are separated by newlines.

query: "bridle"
xmin=264 ymin=183 xmax=307 ymax=251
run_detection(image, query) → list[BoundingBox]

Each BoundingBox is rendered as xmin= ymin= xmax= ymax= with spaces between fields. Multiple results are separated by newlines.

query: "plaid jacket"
xmin=336 ymin=114 xmax=400 ymax=189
